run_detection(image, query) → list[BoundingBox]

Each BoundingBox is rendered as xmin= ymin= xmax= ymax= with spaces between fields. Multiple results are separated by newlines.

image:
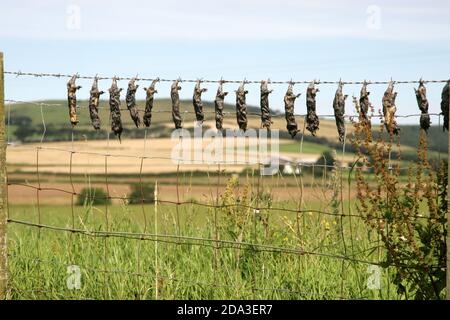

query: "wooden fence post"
xmin=447 ymin=82 xmax=450 ymax=300
xmin=0 ymin=52 xmax=8 ymax=300
xmin=154 ymin=180 xmax=159 ymax=300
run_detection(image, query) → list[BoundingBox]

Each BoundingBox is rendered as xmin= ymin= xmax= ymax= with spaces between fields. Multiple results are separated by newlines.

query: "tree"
xmin=14 ymin=125 xmax=35 ymax=142
xmin=314 ymin=150 xmax=336 ymax=175
xmin=128 ymin=183 xmax=155 ymax=204
xmin=76 ymin=187 xmax=111 ymax=206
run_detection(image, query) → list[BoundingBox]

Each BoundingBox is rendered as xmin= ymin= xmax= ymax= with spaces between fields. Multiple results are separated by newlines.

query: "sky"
xmin=1 ymin=0 xmax=450 ymax=124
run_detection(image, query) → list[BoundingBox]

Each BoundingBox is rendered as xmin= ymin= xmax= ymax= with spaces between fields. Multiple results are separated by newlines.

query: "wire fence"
xmin=5 ymin=70 xmax=450 ymax=85
xmin=2 ymin=71 xmax=449 ymax=300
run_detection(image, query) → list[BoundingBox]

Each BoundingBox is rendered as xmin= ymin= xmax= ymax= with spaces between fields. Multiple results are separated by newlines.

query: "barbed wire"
xmin=4 ymin=70 xmax=450 ymax=85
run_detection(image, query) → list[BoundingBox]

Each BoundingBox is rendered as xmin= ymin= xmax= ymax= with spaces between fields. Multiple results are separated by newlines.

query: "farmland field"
xmin=4 ymin=99 xmax=448 ymax=300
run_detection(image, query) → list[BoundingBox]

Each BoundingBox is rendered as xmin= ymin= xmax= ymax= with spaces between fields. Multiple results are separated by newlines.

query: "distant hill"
xmin=5 ymin=99 xmax=448 ymax=155
xmin=6 ymin=98 xmax=345 ymax=141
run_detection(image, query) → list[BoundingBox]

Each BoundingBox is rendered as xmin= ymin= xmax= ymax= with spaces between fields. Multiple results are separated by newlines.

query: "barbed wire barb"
xmin=4 ymin=70 xmax=450 ymax=85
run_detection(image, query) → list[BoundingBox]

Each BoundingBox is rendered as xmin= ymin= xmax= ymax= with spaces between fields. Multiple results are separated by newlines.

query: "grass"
xmin=7 ymin=196 xmax=402 ymax=299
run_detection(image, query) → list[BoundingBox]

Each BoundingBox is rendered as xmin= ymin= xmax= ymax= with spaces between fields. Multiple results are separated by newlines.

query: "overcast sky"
xmin=1 ymin=0 xmax=450 ymax=124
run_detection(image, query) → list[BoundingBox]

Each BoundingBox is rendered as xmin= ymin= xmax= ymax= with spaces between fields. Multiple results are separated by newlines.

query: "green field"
xmin=7 ymin=199 xmax=401 ymax=300
xmin=279 ymin=141 xmax=330 ymax=154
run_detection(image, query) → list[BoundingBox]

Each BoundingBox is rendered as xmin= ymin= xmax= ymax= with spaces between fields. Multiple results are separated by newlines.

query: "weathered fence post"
xmin=448 ymin=82 xmax=450 ymax=301
xmin=154 ymin=180 xmax=159 ymax=300
xmin=0 ymin=52 xmax=8 ymax=300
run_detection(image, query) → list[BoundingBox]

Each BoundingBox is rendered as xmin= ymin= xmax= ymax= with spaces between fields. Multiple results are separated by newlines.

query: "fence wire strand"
xmin=4 ymin=70 xmax=450 ymax=85
xmin=4 ymin=72 xmax=448 ymax=300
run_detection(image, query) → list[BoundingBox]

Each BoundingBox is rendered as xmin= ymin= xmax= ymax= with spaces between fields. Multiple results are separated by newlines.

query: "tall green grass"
xmin=7 ymin=199 xmax=400 ymax=300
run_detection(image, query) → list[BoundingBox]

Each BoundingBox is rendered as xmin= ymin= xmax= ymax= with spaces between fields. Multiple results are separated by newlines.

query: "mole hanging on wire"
xmin=284 ymin=81 xmax=301 ymax=138
xmin=414 ymin=79 xmax=430 ymax=132
xmin=143 ymin=78 xmax=159 ymax=128
xmin=193 ymin=79 xmax=207 ymax=125
xmin=67 ymin=74 xmax=81 ymax=126
xmin=333 ymin=81 xmax=347 ymax=143
xmin=352 ymin=96 xmax=361 ymax=121
xmin=382 ymin=80 xmax=399 ymax=136
xmin=109 ymin=77 xmax=123 ymax=141
xmin=88 ymin=76 xmax=104 ymax=130
xmin=235 ymin=80 xmax=248 ymax=131
xmin=171 ymin=79 xmax=183 ymax=129
xmin=214 ymin=79 xmax=228 ymax=131
xmin=126 ymin=76 xmax=141 ymax=128
xmin=441 ymin=80 xmax=450 ymax=132
xmin=260 ymin=79 xmax=273 ymax=129
xmin=352 ymin=94 xmax=370 ymax=144
xmin=358 ymin=81 xmax=372 ymax=128
xmin=306 ymin=81 xmax=319 ymax=136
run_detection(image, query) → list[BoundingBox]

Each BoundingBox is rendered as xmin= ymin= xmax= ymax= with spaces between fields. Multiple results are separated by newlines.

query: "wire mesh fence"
xmin=1 ymin=69 xmax=449 ymax=300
